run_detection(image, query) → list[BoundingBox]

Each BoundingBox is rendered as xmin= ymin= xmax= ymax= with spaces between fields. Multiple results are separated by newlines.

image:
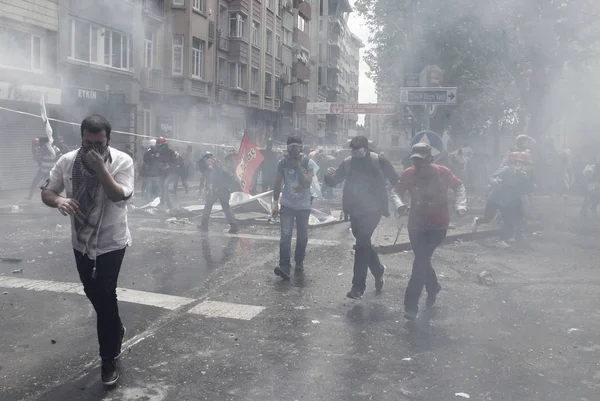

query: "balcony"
xmin=143 ymin=0 xmax=165 ymax=23
xmin=293 ymin=28 xmax=311 ymax=50
xmin=329 ymin=44 xmax=340 ymax=63
xmin=218 ymin=30 xmax=229 ymax=52
xmin=293 ymin=62 xmax=310 ymax=81
xmin=294 ymin=0 xmax=311 ymax=20
xmin=140 ymin=68 xmax=164 ymax=92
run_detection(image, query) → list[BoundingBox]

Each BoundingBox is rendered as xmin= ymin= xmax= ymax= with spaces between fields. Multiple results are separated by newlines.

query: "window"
xmin=69 ymin=19 xmax=130 ymax=70
xmin=172 ymin=35 xmax=184 ymax=74
xmin=295 ymin=114 xmax=307 ymax=130
xmin=297 ymin=15 xmax=307 ymax=32
xmin=144 ymin=28 xmax=154 ymax=68
xmin=228 ymin=63 xmax=247 ymax=89
xmin=265 ymin=72 xmax=273 ymax=97
xmin=252 ymin=21 xmax=261 ymax=47
xmin=266 ymin=29 xmax=273 ymax=54
xmin=143 ymin=109 xmax=152 ymax=136
xmin=218 ymin=57 xmax=228 ymax=86
xmin=173 ymin=0 xmax=184 ymax=5
xmin=268 ymin=0 xmax=275 ymax=10
xmin=294 ymin=81 xmax=308 ymax=98
xmin=275 ymin=76 xmax=281 ymax=99
xmin=229 ymin=12 xmax=246 ymax=38
xmin=192 ymin=37 xmax=204 ymax=78
xmin=276 ymin=35 xmax=281 ymax=58
xmin=284 ymin=65 xmax=291 ymax=82
xmin=193 ymin=0 xmax=205 ymax=12
xmin=283 ymin=28 xmax=292 ymax=46
xmin=220 ymin=6 xmax=229 ymax=36
xmin=0 ymin=26 xmax=42 ymax=70
xmin=251 ymin=67 xmax=259 ymax=92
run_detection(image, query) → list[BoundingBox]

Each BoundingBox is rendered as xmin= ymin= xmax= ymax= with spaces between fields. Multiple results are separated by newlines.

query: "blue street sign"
xmin=411 ymin=131 xmax=444 ymax=162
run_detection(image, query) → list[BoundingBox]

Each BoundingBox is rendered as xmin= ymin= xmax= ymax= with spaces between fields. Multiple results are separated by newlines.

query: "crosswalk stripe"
xmin=0 ymin=276 xmax=195 ymax=310
xmin=188 ymin=301 xmax=265 ymax=320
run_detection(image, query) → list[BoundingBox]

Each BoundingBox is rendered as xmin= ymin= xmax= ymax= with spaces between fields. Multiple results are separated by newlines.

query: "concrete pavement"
xmin=1 ymin=197 xmax=600 ymax=400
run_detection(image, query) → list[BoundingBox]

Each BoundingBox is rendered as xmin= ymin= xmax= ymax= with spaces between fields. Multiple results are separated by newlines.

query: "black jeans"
xmin=201 ymin=189 xmax=237 ymax=228
xmin=74 ymin=248 xmax=126 ymax=360
xmin=279 ymin=206 xmax=311 ymax=267
xmin=350 ymin=213 xmax=384 ymax=291
xmin=405 ymin=229 xmax=446 ymax=312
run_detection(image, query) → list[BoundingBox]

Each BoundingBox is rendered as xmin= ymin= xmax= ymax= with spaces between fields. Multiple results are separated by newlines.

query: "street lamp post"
xmin=278 ymin=75 xmax=299 ymax=141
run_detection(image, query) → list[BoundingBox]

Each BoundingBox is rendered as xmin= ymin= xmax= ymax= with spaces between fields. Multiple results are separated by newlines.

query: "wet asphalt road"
xmin=1 ymin=200 xmax=600 ymax=401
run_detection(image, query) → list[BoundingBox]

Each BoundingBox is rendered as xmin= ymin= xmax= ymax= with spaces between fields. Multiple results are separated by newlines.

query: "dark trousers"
xmin=74 ymin=248 xmax=126 ymax=360
xmin=405 ymin=229 xmax=446 ymax=312
xmin=350 ymin=213 xmax=384 ymax=291
xmin=279 ymin=206 xmax=311 ymax=267
xmin=160 ymin=173 xmax=179 ymax=209
xmin=479 ymin=200 xmax=522 ymax=240
xmin=580 ymin=191 xmax=599 ymax=218
xmin=201 ymin=189 xmax=237 ymax=228
xmin=28 ymin=169 xmax=46 ymax=199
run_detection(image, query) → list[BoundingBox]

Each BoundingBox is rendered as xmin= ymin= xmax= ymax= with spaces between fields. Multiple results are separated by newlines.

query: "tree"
xmin=355 ymin=0 xmax=600 ymax=144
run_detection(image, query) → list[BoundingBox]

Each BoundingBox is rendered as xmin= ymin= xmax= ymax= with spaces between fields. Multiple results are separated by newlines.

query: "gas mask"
xmin=287 ymin=143 xmax=303 ymax=160
xmin=351 ymin=147 xmax=367 ymax=158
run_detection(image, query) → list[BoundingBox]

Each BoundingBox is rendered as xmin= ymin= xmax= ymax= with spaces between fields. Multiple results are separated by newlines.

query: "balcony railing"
xmin=143 ymin=0 xmax=165 ymax=19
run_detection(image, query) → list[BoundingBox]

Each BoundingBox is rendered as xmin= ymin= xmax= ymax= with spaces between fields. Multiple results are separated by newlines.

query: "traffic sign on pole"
xmin=306 ymin=103 xmax=396 ymax=115
xmin=399 ymin=88 xmax=457 ymax=105
xmin=411 ymin=130 xmax=445 ymax=162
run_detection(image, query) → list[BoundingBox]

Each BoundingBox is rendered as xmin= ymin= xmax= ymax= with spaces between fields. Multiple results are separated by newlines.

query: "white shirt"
xmin=46 ymin=147 xmax=135 ymax=258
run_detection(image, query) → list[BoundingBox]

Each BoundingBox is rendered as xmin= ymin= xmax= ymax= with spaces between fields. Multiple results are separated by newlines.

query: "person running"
xmin=393 ymin=143 xmax=467 ymax=320
xmin=272 ymin=136 xmax=317 ymax=280
xmin=324 ymin=135 xmax=400 ymax=299
xmin=580 ymin=157 xmax=600 ymax=219
xmin=197 ymin=151 xmax=239 ymax=233
xmin=472 ymin=151 xmax=533 ymax=247
xmin=41 ymin=115 xmax=134 ymax=386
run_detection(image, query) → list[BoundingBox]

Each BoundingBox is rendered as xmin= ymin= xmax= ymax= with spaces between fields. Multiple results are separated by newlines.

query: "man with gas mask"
xmin=393 ymin=143 xmax=467 ymax=320
xmin=41 ymin=115 xmax=135 ymax=386
xmin=324 ymin=136 xmax=400 ymax=299
xmin=272 ymin=136 xmax=317 ymax=280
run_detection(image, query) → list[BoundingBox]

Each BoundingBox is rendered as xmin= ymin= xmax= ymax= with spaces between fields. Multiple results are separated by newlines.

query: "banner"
xmin=234 ymin=131 xmax=264 ymax=193
xmin=40 ymin=95 xmax=53 ymax=144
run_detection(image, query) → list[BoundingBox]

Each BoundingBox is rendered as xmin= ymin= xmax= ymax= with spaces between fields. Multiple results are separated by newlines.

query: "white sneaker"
xmin=471 ymin=217 xmax=479 ymax=233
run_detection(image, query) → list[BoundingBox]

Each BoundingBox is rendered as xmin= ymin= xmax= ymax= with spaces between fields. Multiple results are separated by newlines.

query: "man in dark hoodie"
xmin=324 ymin=136 xmax=400 ymax=299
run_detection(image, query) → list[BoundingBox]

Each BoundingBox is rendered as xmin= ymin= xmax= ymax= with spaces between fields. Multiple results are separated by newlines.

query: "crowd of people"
xmin=32 ymin=113 xmax=597 ymax=387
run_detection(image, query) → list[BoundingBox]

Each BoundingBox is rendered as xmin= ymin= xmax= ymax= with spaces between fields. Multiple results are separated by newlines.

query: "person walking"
xmin=28 ymin=137 xmax=58 ymax=200
xmin=197 ymin=151 xmax=239 ymax=233
xmin=324 ymin=135 xmax=400 ymax=299
xmin=41 ymin=115 xmax=134 ymax=386
xmin=272 ymin=136 xmax=317 ymax=280
xmin=393 ymin=143 xmax=467 ymax=320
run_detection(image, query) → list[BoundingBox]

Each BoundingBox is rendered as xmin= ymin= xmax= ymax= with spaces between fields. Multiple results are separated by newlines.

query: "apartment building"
xmin=316 ymin=0 xmax=361 ymax=144
xmin=0 ymin=0 xmax=61 ymax=190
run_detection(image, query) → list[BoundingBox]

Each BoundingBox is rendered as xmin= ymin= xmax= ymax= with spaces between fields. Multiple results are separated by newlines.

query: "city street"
xmin=1 ymin=198 xmax=599 ymax=401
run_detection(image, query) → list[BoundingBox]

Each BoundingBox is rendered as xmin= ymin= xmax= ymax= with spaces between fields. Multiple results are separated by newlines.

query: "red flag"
xmin=234 ymin=131 xmax=264 ymax=193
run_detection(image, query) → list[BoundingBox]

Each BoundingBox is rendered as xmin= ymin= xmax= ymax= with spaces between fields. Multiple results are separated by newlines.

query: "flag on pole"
xmin=40 ymin=94 xmax=56 ymax=159
xmin=234 ymin=130 xmax=264 ymax=193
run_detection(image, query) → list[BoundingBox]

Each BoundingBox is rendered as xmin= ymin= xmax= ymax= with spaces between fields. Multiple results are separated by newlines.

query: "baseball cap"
xmin=410 ymin=143 xmax=432 ymax=160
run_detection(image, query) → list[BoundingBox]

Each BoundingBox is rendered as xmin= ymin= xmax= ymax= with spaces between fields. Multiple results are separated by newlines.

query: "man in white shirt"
xmin=41 ymin=115 xmax=134 ymax=386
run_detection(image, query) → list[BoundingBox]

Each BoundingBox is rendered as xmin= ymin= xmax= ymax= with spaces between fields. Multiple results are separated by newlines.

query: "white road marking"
xmin=0 ymin=276 xmax=267 ymax=321
xmin=137 ymin=227 xmax=341 ymax=246
xmin=0 ymin=276 xmax=195 ymax=310
xmin=188 ymin=300 xmax=265 ymax=320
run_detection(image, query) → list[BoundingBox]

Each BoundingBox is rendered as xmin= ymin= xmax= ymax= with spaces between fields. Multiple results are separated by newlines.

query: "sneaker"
xmin=346 ymin=286 xmax=364 ymax=300
xmin=228 ymin=225 xmax=239 ymax=234
xmin=404 ymin=309 xmax=418 ymax=320
xmin=375 ymin=265 xmax=386 ymax=294
xmin=426 ymin=284 xmax=442 ymax=308
xmin=295 ymin=262 xmax=304 ymax=272
xmin=101 ymin=359 xmax=119 ymax=386
xmin=116 ymin=326 xmax=126 ymax=360
xmin=274 ymin=265 xmax=291 ymax=281
xmin=471 ymin=217 xmax=479 ymax=233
